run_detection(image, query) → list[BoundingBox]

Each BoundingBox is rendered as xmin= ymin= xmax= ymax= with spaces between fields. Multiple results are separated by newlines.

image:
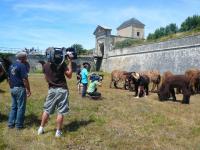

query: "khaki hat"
xmin=16 ymin=51 xmax=27 ymax=59
xmin=132 ymin=72 xmax=140 ymax=80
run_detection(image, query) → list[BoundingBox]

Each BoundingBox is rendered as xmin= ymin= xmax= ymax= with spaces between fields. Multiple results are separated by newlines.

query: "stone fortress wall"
xmin=101 ymin=34 xmax=200 ymax=74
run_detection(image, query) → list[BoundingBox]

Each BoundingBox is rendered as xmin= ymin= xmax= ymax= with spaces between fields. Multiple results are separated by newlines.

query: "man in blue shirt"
xmin=8 ymin=52 xmax=31 ymax=129
xmin=80 ymin=63 xmax=88 ymax=97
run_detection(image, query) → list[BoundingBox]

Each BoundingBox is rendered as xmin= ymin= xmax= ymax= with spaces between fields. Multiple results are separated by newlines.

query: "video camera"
xmin=46 ymin=47 xmax=77 ymax=65
xmin=89 ymin=73 xmax=103 ymax=82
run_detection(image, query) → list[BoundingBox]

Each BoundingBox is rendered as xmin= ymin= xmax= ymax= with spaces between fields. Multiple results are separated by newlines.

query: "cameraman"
xmin=38 ymin=48 xmax=72 ymax=137
xmin=87 ymin=74 xmax=102 ymax=99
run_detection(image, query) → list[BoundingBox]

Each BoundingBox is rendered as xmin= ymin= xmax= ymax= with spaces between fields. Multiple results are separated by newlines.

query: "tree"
xmin=71 ymin=44 xmax=84 ymax=55
xmin=147 ymin=23 xmax=178 ymax=40
xmin=165 ymin=23 xmax=178 ymax=35
xmin=153 ymin=27 xmax=165 ymax=39
xmin=180 ymin=15 xmax=200 ymax=32
xmin=147 ymin=15 xmax=200 ymax=41
xmin=71 ymin=44 xmax=87 ymax=55
xmin=147 ymin=33 xmax=154 ymax=40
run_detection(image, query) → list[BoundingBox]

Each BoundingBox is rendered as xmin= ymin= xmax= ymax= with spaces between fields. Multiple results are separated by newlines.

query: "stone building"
xmin=93 ymin=18 xmax=145 ymax=71
xmin=117 ymin=18 xmax=145 ymax=39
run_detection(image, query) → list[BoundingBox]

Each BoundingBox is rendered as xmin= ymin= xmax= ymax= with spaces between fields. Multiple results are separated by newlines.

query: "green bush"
xmin=114 ymin=39 xmax=144 ymax=49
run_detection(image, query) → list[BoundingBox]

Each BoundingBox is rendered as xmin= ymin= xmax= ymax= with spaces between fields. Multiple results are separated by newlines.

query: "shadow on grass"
xmin=0 ymin=113 xmax=8 ymax=122
xmin=24 ymin=113 xmax=41 ymax=128
xmin=172 ymin=99 xmax=183 ymax=103
xmin=63 ymin=119 xmax=94 ymax=132
xmin=159 ymin=99 xmax=184 ymax=104
xmin=88 ymin=96 xmax=105 ymax=101
xmin=0 ymin=113 xmax=41 ymax=126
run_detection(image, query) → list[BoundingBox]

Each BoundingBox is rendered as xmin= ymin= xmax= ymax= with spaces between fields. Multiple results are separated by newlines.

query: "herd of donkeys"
xmin=110 ymin=69 xmax=200 ymax=104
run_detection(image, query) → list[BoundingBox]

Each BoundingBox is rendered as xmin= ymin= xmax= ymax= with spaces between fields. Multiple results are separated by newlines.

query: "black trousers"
xmin=88 ymin=91 xmax=101 ymax=97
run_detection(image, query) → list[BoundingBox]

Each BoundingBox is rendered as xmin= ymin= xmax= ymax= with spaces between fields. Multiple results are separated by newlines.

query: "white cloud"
xmin=12 ymin=1 xmax=180 ymax=29
xmin=13 ymin=1 xmax=89 ymax=13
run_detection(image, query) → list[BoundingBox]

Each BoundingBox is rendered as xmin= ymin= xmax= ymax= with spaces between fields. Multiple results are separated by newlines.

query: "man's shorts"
xmin=43 ymin=88 xmax=69 ymax=115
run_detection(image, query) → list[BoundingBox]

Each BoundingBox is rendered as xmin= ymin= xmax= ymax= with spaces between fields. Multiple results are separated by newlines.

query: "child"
xmin=80 ymin=63 xmax=88 ymax=97
xmin=76 ymin=65 xmax=82 ymax=94
xmin=87 ymin=74 xmax=102 ymax=99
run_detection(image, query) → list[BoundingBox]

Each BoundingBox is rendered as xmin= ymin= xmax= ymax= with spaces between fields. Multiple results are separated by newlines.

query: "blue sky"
xmin=0 ymin=0 xmax=200 ymax=51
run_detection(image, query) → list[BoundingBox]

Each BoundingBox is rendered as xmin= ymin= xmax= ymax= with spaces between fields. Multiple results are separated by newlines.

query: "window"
xmin=137 ymin=32 xmax=140 ymax=37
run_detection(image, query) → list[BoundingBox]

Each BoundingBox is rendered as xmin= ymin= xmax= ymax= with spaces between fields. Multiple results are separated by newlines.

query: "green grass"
xmin=1 ymin=73 xmax=200 ymax=149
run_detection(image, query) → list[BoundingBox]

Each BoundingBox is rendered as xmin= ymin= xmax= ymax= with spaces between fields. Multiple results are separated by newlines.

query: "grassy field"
xmin=1 ymin=73 xmax=200 ymax=150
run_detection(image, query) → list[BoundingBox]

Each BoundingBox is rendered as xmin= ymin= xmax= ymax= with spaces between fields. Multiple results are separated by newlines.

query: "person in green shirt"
xmin=87 ymin=74 xmax=102 ymax=99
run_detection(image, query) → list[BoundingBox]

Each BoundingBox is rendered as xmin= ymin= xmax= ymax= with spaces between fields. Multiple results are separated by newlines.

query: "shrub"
xmin=114 ymin=39 xmax=144 ymax=49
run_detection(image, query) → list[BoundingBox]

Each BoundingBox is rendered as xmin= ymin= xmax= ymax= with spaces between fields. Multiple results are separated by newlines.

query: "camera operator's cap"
xmin=132 ymin=72 xmax=140 ymax=80
xmin=16 ymin=51 xmax=27 ymax=59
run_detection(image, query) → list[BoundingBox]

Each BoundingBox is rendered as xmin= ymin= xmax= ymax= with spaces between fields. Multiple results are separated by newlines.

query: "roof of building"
xmin=99 ymin=25 xmax=112 ymax=30
xmin=117 ymin=18 xmax=145 ymax=30
xmin=93 ymin=25 xmax=112 ymax=35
